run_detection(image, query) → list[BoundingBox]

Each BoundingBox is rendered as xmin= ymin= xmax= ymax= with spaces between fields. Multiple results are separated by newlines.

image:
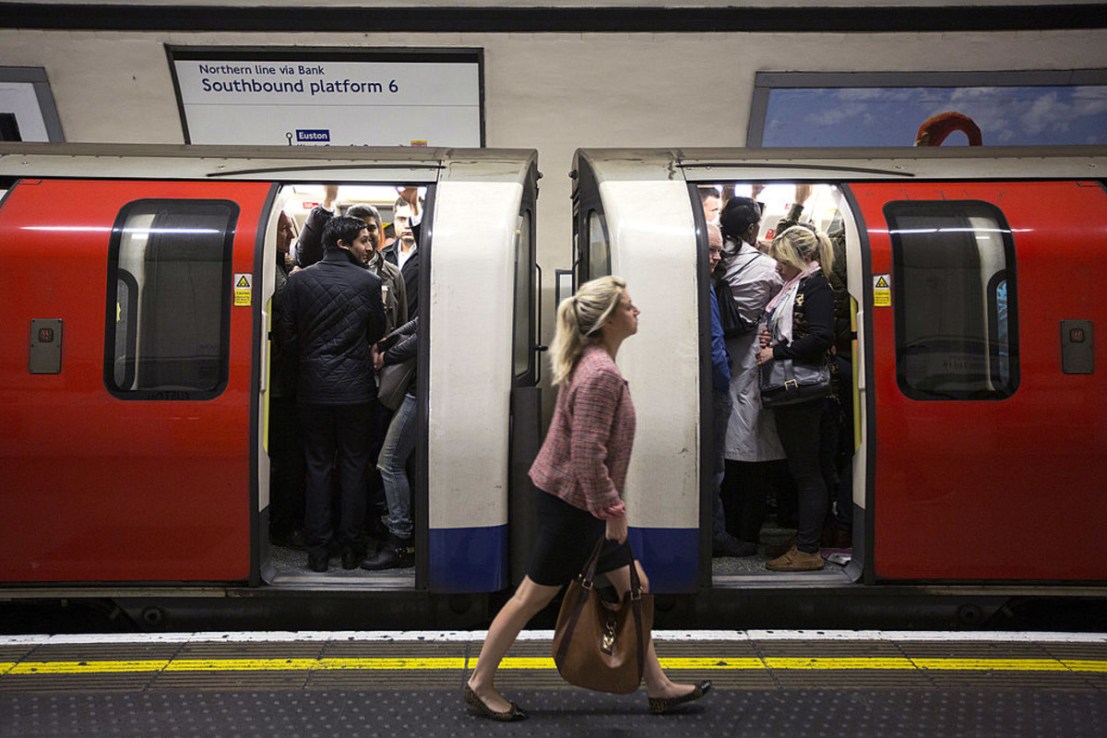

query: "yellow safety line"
xmin=4 ymin=656 xmax=1106 ymax=677
xmin=912 ymin=658 xmax=1070 ymax=672
xmin=762 ymin=657 xmax=916 ymax=670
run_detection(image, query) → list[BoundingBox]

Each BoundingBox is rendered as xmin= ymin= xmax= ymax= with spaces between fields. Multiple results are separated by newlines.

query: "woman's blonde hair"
xmin=549 ymin=275 xmax=627 ymax=386
xmin=770 ymin=225 xmax=835 ymax=277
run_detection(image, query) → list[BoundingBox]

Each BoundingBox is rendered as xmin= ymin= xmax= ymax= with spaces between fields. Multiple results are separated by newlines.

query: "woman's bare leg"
xmin=467 ymin=576 xmax=561 ymax=713
xmin=605 ymin=561 xmax=697 ymax=700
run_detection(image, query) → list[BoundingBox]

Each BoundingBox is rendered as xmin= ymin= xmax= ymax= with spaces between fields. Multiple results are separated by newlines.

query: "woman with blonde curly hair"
xmin=464 ymin=276 xmax=711 ymax=721
xmin=756 ymin=226 xmax=837 ymax=572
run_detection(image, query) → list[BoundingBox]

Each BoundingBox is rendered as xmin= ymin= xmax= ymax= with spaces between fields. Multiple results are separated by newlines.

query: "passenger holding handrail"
xmin=464 ymin=277 xmax=710 ymax=721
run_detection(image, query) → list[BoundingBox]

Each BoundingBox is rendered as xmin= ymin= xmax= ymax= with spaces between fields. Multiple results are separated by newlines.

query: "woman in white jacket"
xmin=716 ymin=197 xmax=785 ymax=552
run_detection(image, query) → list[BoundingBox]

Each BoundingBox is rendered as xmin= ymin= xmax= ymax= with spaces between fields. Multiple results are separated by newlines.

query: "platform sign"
xmin=167 ymin=47 xmax=484 ymax=147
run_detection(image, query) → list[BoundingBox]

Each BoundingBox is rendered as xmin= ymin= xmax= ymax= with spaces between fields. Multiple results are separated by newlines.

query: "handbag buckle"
xmin=601 ymin=617 xmax=617 ymax=655
xmin=784 ymin=379 xmax=798 ymax=390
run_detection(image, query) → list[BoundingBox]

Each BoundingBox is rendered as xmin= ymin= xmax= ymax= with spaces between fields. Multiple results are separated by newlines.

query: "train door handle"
xmin=1060 ymin=319 xmax=1094 ymax=374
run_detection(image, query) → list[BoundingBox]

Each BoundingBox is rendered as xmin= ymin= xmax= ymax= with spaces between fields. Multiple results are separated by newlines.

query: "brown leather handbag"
xmin=551 ymin=537 xmax=654 ymax=694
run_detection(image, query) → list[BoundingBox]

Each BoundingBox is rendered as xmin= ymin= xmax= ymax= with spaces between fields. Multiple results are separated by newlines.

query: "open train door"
xmin=0 ymin=175 xmax=272 ymax=583
xmin=569 ymin=150 xmax=702 ymax=593
xmin=850 ymin=179 xmax=1107 ymax=582
xmin=506 ymin=162 xmax=543 ymax=585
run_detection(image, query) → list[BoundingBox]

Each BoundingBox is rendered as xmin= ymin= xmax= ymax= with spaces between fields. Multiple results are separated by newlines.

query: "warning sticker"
xmin=873 ymin=274 xmax=891 ymax=307
xmin=234 ymin=273 xmax=253 ymax=307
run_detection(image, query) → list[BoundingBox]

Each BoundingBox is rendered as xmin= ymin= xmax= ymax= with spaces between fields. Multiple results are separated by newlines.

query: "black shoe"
xmin=361 ymin=534 xmax=414 ymax=571
xmin=463 ymin=684 xmax=528 ymax=722
xmin=307 ymin=551 xmax=329 ymax=573
xmin=341 ymin=547 xmax=365 ymax=570
xmin=713 ymin=536 xmax=758 ymax=558
xmin=648 ymin=680 xmax=712 ymax=715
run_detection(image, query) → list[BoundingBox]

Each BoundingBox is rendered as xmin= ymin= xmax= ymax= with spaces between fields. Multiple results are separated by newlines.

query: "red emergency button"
xmin=38 ymin=328 xmax=54 ymax=343
xmin=1069 ymin=328 xmax=1086 ymax=343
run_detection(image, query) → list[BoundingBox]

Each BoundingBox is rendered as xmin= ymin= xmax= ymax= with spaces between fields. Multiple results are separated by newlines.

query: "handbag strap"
xmin=580 ymin=535 xmax=644 ymax=598
xmin=555 ymin=534 xmax=649 ymax=682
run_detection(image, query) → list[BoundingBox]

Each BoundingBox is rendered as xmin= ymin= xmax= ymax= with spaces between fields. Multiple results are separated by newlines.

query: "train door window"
xmin=885 ymin=201 xmax=1019 ymax=400
xmin=513 ymin=208 xmax=535 ymax=380
xmin=104 ymin=199 xmax=237 ymax=399
xmin=588 ymin=210 xmax=611 ymax=278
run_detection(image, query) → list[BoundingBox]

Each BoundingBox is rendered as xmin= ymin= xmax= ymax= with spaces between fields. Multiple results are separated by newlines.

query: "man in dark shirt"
xmin=277 ymin=216 xmax=387 ymax=572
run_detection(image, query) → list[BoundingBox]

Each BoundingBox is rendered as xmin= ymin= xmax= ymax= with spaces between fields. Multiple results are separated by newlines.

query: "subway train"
xmin=1 ymin=142 xmax=1104 ymax=630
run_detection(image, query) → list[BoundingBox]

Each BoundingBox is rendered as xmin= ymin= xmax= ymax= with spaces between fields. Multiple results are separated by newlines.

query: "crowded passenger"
xmin=383 ymin=187 xmax=422 ymax=318
xmin=276 ymin=215 xmax=387 ymax=573
xmin=700 ymin=186 xmax=721 ymax=225
xmin=706 ymin=223 xmax=747 ymax=557
xmin=774 ymin=191 xmax=853 ymax=549
xmin=716 ymin=197 xmax=785 ymax=555
xmin=361 ymin=317 xmax=419 ymax=570
xmin=755 ymin=226 xmax=837 ymax=571
xmin=269 ymin=210 xmax=306 ymax=550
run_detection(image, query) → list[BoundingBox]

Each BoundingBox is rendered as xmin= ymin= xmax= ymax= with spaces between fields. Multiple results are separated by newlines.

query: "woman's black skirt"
xmin=526 ymin=489 xmax=633 ymax=587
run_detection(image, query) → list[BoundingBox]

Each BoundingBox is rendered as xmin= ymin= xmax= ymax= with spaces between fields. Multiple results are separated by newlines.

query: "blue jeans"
xmin=377 ymin=393 xmax=417 ymax=539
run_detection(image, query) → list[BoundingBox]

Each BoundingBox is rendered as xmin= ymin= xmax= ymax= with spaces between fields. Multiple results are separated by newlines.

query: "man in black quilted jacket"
xmin=278 ymin=216 xmax=387 ymax=573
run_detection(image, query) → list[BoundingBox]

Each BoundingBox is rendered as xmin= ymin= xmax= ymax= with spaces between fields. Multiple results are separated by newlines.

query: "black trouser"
xmin=365 ymin=399 xmax=393 ymax=523
xmin=268 ymin=396 xmax=305 ymax=538
xmin=832 ymin=355 xmax=854 ymax=531
xmin=720 ymin=459 xmax=779 ymax=544
xmin=773 ymin=402 xmax=829 ymax=554
xmin=299 ymin=402 xmax=372 ymax=558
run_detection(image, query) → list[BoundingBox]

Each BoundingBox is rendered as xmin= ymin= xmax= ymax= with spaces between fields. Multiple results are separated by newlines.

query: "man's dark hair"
xmin=345 ymin=203 xmax=381 ymax=226
xmin=699 ymin=187 xmax=720 ymax=203
xmin=323 ymin=215 xmax=367 ymax=252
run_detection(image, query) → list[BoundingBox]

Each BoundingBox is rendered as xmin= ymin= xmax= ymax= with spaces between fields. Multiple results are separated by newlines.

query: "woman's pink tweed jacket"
xmin=529 ymin=344 xmax=636 ymax=514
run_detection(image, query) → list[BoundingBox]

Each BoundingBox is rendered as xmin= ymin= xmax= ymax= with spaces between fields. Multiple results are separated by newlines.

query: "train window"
xmin=886 ymin=201 xmax=1019 ymax=400
xmin=512 ymin=209 xmax=534 ymax=378
xmin=104 ymin=199 xmax=237 ymax=399
xmin=587 ymin=210 xmax=611 ymax=278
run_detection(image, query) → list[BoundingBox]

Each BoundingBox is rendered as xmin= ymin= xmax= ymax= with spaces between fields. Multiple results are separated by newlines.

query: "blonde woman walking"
xmin=463 ymin=276 xmax=711 ymax=721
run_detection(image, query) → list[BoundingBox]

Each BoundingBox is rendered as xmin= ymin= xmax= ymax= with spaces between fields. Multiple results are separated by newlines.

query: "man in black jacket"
xmin=278 ymin=216 xmax=387 ymax=572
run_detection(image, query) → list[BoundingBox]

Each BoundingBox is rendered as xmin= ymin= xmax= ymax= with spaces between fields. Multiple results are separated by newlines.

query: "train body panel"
xmin=0 ymin=143 xmax=541 ymax=596
xmin=0 ymin=177 xmax=272 ymax=582
xmin=426 ymin=179 xmax=521 ymax=592
xmin=1 ymin=143 xmax=1105 ymax=628
xmin=599 ymin=177 xmax=703 ymax=592
xmin=575 ymin=146 xmax=1107 ymax=591
xmin=851 ymin=179 xmax=1107 ymax=581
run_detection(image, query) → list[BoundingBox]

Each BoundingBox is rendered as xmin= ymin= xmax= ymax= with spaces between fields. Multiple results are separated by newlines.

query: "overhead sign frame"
xmin=166 ymin=46 xmax=484 ymax=148
xmin=0 ymin=66 xmax=64 ymax=142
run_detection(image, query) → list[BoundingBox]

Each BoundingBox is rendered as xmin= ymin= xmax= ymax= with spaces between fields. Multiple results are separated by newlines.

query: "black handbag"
xmin=551 ymin=537 xmax=654 ymax=694
xmin=759 ymin=357 xmax=831 ymax=408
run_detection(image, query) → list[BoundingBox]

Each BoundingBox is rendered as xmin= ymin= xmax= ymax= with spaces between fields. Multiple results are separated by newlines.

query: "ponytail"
xmin=549 ymin=276 xmax=626 ymax=386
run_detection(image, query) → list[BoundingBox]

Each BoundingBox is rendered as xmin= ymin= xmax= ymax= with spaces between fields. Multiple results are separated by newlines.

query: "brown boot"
xmin=766 ymin=545 xmax=824 ymax=571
